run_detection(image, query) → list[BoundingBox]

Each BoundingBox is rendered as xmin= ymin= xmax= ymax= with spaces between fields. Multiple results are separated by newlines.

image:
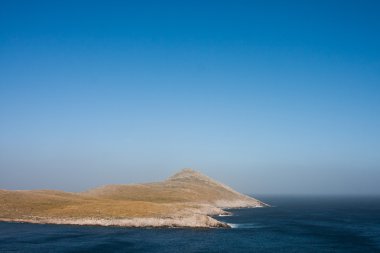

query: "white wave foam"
xmin=219 ymin=214 xmax=233 ymax=217
xmin=228 ymin=223 xmax=239 ymax=228
xmin=228 ymin=223 xmax=265 ymax=229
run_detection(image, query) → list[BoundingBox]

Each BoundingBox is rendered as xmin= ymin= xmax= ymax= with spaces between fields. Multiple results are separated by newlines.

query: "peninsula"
xmin=0 ymin=169 xmax=267 ymax=228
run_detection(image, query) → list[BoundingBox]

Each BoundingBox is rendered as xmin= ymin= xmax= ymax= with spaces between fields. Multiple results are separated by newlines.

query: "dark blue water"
xmin=1 ymin=196 xmax=380 ymax=253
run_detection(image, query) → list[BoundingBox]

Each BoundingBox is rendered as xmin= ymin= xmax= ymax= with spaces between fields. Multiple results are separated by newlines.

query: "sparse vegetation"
xmin=0 ymin=169 xmax=266 ymax=227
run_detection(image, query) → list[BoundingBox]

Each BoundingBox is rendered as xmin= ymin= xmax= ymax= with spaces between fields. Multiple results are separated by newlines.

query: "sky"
xmin=0 ymin=0 xmax=379 ymax=195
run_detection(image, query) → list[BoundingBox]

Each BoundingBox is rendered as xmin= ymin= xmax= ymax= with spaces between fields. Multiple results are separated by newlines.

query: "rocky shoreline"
xmin=0 ymin=213 xmax=230 ymax=228
xmin=0 ymin=204 xmax=265 ymax=229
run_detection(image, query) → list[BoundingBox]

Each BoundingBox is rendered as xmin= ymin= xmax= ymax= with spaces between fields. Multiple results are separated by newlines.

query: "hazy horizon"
xmin=1 ymin=1 xmax=379 ymax=195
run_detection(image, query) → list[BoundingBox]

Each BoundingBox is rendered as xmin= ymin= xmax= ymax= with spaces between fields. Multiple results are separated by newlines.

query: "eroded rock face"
xmin=165 ymin=168 xmax=269 ymax=208
xmin=1 ymin=215 xmax=230 ymax=228
xmin=214 ymin=199 xmax=268 ymax=208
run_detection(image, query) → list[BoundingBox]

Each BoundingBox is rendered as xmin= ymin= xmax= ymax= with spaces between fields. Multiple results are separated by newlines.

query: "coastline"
xmin=0 ymin=204 xmax=268 ymax=229
xmin=0 ymin=169 xmax=268 ymax=229
xmin=0 ymin=214 xmax=230 ymax=228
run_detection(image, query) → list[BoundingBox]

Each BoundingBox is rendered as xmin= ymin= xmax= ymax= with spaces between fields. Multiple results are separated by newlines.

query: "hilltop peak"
xmin=168 ymin=168 xmax=210 ymax=181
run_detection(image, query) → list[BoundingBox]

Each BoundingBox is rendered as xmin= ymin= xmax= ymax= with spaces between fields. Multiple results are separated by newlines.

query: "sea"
xmin=1 ymin=195 xmax=380 ymax=253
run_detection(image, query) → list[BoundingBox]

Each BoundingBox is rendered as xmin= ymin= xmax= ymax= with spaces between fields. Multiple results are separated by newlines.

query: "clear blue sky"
xmin=1 ymin=0 xmax=379 ymax=195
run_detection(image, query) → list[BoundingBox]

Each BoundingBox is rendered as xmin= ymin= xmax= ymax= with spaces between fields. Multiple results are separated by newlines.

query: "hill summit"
xmin=169 ymin=168 xmax=209 ymax=180
xmin=0 ymin=169 xmax=267 ymax=228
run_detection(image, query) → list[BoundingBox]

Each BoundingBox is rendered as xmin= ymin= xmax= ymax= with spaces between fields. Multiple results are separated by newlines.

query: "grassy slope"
xmin=0 ymin=189 xmax=188 ymax=219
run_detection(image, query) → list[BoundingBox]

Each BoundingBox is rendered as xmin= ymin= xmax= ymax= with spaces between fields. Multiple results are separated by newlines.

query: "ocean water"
xmin=1 ymin=196 xmax=380 ymax=253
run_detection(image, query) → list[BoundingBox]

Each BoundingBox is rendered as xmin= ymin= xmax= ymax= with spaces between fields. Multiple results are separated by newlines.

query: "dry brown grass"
xmin=0 ymin=190 xmax=190 ymax=219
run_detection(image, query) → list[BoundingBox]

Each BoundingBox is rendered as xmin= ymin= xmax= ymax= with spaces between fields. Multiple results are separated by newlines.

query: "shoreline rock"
xmin=0 ymin=202 xmax=264 ymax=228
xmin=0 ymin=214 xmax=230 ymax=228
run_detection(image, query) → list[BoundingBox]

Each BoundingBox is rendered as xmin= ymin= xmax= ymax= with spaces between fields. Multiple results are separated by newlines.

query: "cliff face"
xmin=166 ymin=169 xmax=267 ymax=208
xmin=0 ymin=169 xmax=267 ymax=228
